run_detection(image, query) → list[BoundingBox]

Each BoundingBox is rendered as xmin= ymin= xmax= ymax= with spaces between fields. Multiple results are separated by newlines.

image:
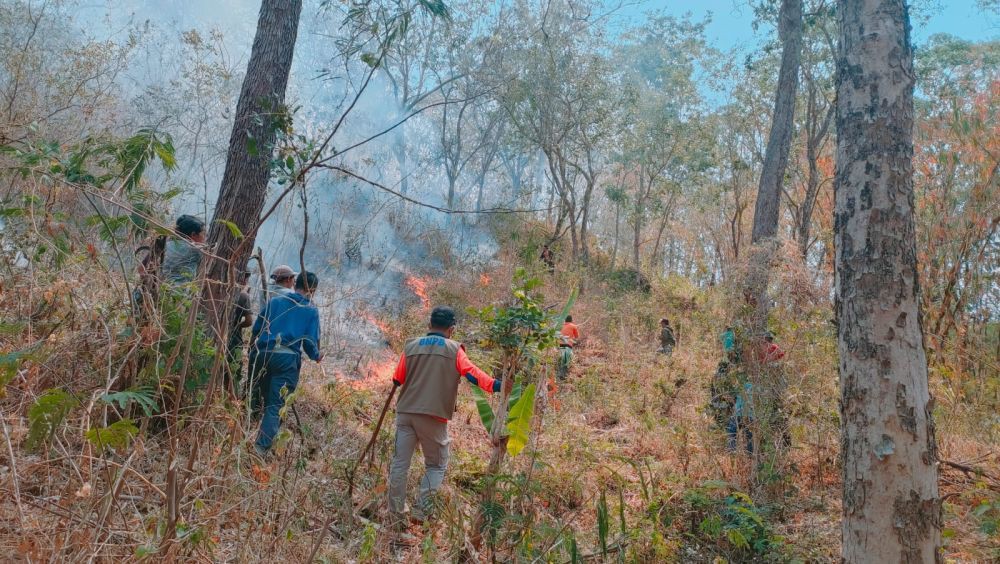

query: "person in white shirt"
xmin=258 ymin=264 xmax=296 ymax=311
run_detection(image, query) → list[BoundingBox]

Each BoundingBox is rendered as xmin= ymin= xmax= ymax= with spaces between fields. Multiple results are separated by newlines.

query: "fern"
xmin=111 ymin=128 xmax=176 ymax=193
xmin=85 ymin=419 xmax=139 ymax=454
xmin=0 ymin=343 xmax=42 ymax=398
xmin=27 ymin=389 xmax=78 ymax=450
xmin=100 ymin=386 xmax=158 ymax=417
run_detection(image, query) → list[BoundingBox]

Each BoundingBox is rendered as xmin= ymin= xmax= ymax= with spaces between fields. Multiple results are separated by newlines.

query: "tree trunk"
xmin=610 ymin=199 xmax=620 ymax=270
xmin=747 ymin=0 xmax=803 ymax=323
xmin=394 ymin=120 xmax=409 ymax=195
xmin=447 ymin=174 xmax=458 ymax=210
xmin=579 ymin=177 xmax=594 ymax=264
xmin=632 ymin=210 xmax=642 ymax=269
xmin=797 ymin=71 xmax=835 ymax=261
xmin=752 ymin=0 xmax=802 ymax=244
xmin=475 ymin=175 xmax=484 ymax=212
xmin=204 ymin=0 xmax=302 ymax=336
xmin=835 ymin=1 xmax=941 ymax=561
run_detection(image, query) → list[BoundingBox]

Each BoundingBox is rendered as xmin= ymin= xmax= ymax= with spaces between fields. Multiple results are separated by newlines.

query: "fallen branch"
xmin=940 ymin=458 xmax=1000 ymax=489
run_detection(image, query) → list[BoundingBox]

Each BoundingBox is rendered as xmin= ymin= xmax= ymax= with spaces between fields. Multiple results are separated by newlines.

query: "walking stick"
xmin=357 ymin=385 xmax=397 ymax=470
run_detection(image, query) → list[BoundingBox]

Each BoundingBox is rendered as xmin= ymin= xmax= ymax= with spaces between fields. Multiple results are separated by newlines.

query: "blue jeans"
xmin=726 ymin=416 xmax=753 ymax=454
xmin=254 ymin=351 xmax=301 ymax=452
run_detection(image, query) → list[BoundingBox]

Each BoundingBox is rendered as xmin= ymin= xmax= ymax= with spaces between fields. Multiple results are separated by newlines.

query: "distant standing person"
xmin=388 ymin=306 xmax=507 ymax=526
xmin=258 ymin=264 xmax=296 ymax=311
xmin=540 ymin=244 xmax=555 ymax=274
xmin=658 ymin=318 xmax=676 ymax=355
xmin=557 ymin=314 xmax=580 ymax=380
xmin=160 ymin=214 xmax=206 ymax=284
xmin=249 ymin=271 xmax=323 ymax=456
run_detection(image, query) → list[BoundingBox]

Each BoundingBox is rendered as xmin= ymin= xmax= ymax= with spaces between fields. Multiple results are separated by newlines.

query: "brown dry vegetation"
xmin=2 ymin=215 xmax=998 ymax=563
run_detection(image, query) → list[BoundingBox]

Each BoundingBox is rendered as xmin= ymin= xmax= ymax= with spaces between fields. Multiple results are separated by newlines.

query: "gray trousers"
xmin=387 ymin=412 xmax=450 ymax=515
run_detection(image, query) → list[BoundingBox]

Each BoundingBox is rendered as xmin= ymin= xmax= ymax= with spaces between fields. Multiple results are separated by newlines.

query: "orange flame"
xmin=479 ymin=273 xmax=491 ymax=286
xmin=341 ymin=351 xmax=398 ymax=390
xmin=361 ymin=311 xmax=392 ymax=336
xmin=367 ymin=356 xmax=396 ymax=380
xmin=405 ymin=274 xmax=431 ymax=309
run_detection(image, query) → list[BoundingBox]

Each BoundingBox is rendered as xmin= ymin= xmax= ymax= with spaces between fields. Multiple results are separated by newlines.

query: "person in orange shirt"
xmin=557 ymin=314 xmax=580 ymax=380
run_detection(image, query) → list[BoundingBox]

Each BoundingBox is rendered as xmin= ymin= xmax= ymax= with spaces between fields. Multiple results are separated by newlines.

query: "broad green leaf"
xmin=554 ymin=287 xmax=579 ymax=326
xmin=505 ymin=383 xmax=535 ymax=457
xmin=471 ymin=385 xmax=494 ymax=431
xmin=597 ymin=488 xmax=609 ymax=556
xmin=506 ymin=382 xmax=523 ymax=411
xmin=217 ymin=219 xmax=244 ymax=239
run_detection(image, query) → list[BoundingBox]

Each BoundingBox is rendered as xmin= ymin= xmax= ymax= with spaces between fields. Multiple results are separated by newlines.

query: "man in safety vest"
xmin=388 ymin=306 xmax=508 ymax=525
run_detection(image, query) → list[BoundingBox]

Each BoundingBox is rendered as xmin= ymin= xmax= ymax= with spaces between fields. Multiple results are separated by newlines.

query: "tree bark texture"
xmin=204 ymin=0 xmax=302 ymax=330
xmin=751 ymin=0 xmax=803 ymax=244
xmin=835 ymin=1 xmax=941 ymax=562
xmin=745 ymin=0 xmax=803 ymax=338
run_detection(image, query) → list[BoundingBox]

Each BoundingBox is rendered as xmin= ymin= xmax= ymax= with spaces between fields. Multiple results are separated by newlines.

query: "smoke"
xmin=74 ymin=0 xmax=503 ymax=376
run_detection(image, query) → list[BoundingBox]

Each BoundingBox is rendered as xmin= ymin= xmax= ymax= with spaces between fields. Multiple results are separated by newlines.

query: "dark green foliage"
xmin=607 ymin=268 xmax=651 ymax=294
xmin=973 ymin=497 xmax=1000 ymax=537
xmin=472 ymin=268 xmax=558 ymax=353
xmin=666 ymin=480 xmax=784 ymax=558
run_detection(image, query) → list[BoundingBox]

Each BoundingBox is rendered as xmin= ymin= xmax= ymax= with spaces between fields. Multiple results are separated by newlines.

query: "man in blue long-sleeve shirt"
xmin=249 ymin=271 xmax=322 ymax=455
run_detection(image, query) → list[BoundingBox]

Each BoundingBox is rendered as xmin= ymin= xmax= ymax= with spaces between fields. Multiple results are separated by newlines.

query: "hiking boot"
xmin=387 ymin=511 xmax=409 ymax=533
xmin=409 ymin=507 xmax=429 ymax=526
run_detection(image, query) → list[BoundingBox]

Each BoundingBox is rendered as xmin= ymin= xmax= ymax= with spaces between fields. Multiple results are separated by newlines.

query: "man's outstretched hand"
xmin=503 ymin=377 xmax=514 ymax=394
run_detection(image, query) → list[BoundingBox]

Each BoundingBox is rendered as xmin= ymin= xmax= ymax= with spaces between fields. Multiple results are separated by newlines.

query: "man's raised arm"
xmin=457 ymin=346 xmax=500 ymax=393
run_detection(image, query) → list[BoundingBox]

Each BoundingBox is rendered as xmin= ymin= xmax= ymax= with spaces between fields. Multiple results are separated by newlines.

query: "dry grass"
xmin=1 ymin=232 xmax=998 ymax=562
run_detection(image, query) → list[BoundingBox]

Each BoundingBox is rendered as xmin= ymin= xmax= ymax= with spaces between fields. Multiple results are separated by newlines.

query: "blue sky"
xmin=616 ymin=0 xmax=998 ymax=52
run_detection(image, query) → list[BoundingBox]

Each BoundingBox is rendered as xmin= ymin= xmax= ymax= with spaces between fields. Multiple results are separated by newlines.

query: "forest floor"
xmin=2 ymin=259 xmax=998 ymax=562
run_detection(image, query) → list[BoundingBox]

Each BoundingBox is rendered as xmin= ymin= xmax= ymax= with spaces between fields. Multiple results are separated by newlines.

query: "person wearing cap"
xmin=387 ymin=306 xmax=507 ymax=526
xmin=249 ymin=271 xmax=323 ymax=455
xmin=161 ymin=214 xmax=205 ymax=284
xmin=259 ymin=265 xmax=296 ymax=311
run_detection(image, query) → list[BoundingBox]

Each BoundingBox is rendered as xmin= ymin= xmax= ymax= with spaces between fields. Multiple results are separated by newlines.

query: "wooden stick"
xmin=358 ymin=385 xmax=397 ymax=469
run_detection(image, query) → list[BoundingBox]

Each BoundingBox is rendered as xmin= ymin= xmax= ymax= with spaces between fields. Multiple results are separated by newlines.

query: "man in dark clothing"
xmin=387 ymin=306 xmax=506 ymax=525
xmin=540 ymin=244 xmax=555 ymax=273
xmin=227 ymin=270 xmax=254 ymax=392
xmin=161 ymin=214 xmax=206 ymax=284
xmin=658 ymin=318 xmax=676 ymax=355
xmin=249 ymin=271 xmax=323 ymax=455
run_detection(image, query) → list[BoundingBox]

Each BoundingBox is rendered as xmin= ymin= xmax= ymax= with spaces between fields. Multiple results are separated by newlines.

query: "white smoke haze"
xmin=75 ymin=0 xmax=506 ymax=375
